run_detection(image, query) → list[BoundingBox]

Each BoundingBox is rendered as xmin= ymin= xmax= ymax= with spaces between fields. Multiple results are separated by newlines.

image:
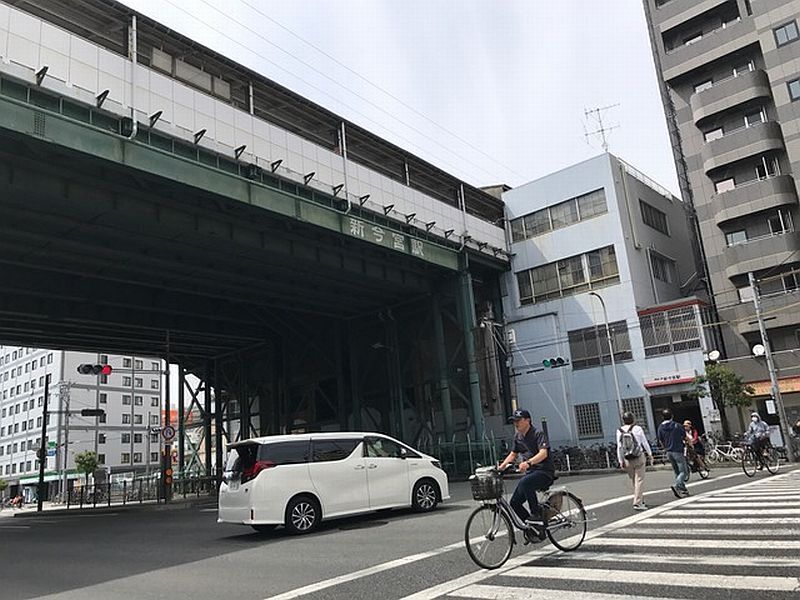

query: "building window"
xmin=151 ymin=397 xmax=159 ymax=407
xmin=135 ymin=360 xmax=143 ymax=370
xmin=694 ymin=80 xmax=713 ymax=94
xmin=640 ymin=306 xmax=702 ymax=357
xmin=133 ymin=452 xmax=142 ymax=463
xmin=744 ymin=108 xmax=766 ymax=128
xmin=639 ymin=200 xmax=669 ymax=235
xmin=150 ymin=414 xmax=159 ymax=425
xmin=134 ymin=396 xmax=143 ymax=406
xmin=756 ymin=156 xmax=779 ymax=180
xmin=99 ymin=413 xmax=106 ymax=423
xmin=558 ymin=255 xmax=589 ymax=295
xmin=123 ymin=377 xmax=131 ymax=387
xmin=134 ymin=415 xmax=142 ymax=424
xmin=151 ymin=362 xmax=160 ymax=371
xmin=531 ymin=263 xmax=561 ymax=302
xmin=123 ymin=358 xmax=132 ymax=368
xmin=738 ymin=286 xmax=755 ymax=303
xmin=586 ymin=245 xmax=619 ymax=288
xmin=122 ymin=433 xmax=131 ymax=444
xmin=99 ymin=393 xmax=107 ymax=404
xmin=122 ymin=414 xmax=131 ymax=424
xmin=135 ymin=378 xmax=143 ymax=388
xmin=134 ymin=433 xmax=142 ymax=443
xmin=122 ymin=395 xmax=131 ymax=405
xmin=509 ymin=189 xmax=607 ymax=242
xmin=568 ymin=321 xmax=632 ymax=370
xmin=704 ymin=128 xmax=723 ymax=142
xmin=714 ymin=178 xmax=735 ymax=194
xmin=121 ymin=453 xmax=130 ymax=464
xmin=622 ymin=397 xmax=649 ymax=433
xmin=726 ymin=230 xmax=748 ymax=246
xmin=650 ymin=252 xmax=676 ymax=283
xmin=99 ymin=433 xmax=106 ymax=444
xmin=99 ymin=354 xmax=108 ymax=364
xmin=789 ymin=79 xmax=800 ymax=101
xmin=150 ymin=380 xmax=159 ymax=390
xmin=774 ymin=21 xmax=799 ymax=47
xmin=98 ymin=454 xmax=105 ymax=464
xmin=767 ymin=210 xmax=793 ymax=235
xmin=575 ymin=403 xmax=603 ymax=439
xmin=150 ymin=452 xmax=159 ymax=463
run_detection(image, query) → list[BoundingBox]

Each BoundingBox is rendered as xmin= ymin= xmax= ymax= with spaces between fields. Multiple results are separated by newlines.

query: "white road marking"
xmin=509 ymin=566 xmax=800 ymax=591
xmin=683 ymin=502 xmax=798 ymax=508
xmin=666 ymin=508 xmax=800 ymax=515
xmin=585 ymin=537 xmax=800 ymax=549
xmin=609 ymin=527 xmax=799 ymax=536
xmin=448 ymin=585 xmax=675 ymax=600
xmin=646 ymin=517 xmax=799 ymax=525
xmin=554 ymin=551 xmax=800 ymax=568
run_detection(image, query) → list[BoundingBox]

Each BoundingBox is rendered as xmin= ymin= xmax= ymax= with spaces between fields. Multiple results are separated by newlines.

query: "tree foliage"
xmin=692 ymin=363 xmax=755 ymax=409
xmin=0 ymin=478 xmax=7 ymax=493
xmin=74 ymin=451 xmax=99 ymax=485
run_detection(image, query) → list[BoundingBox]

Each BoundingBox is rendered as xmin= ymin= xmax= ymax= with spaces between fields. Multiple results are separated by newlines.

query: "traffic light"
xmin=80 ymin=408 xmax=105 ymax=417
xmin=76 ymin=364 xmax=113 ymax=376
xmin=164 ymin=467 xmax=173 ymax=487
xmin=542 ymin=357 xmax=566 ymax=368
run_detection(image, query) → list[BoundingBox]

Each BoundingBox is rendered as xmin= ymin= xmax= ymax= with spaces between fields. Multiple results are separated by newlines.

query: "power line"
xmin=159 ymin=0 xmax=513 ymax=187
xmin=237 ymin=0 xmax=528 ymax=184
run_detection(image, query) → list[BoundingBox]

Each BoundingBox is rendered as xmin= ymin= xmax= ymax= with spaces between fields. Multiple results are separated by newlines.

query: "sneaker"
xmin=633 ymin=503 xmax=648 ymax=511
xmin=670 ymin=486 xmax=681 ymax=499
xmin=679 ymin=489 xmax=690 ymax=497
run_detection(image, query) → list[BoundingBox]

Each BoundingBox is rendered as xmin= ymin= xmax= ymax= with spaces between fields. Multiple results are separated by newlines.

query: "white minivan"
xmin=217 ymin=432 xmax=449 ymax=534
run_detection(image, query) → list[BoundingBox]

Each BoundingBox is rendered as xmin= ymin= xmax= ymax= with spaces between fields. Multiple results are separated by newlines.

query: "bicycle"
xmin=704 ymin=435 xmax=744 ymax=463
xmin=464 ymin=466 xmax=588 ymax=569
xmin=741 ymin=439 xmax=780 ymax=477
xmin=684 ymin=445 xmax=709 ymax=480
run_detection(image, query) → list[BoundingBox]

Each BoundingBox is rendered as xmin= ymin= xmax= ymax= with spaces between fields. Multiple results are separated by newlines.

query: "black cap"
xmin=508 ymin=409 xmax=531 ymax=422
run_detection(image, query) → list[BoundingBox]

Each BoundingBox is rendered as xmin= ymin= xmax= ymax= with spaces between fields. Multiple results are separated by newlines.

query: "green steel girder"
xmin=0 ymin=94 xmax=460 ymax=271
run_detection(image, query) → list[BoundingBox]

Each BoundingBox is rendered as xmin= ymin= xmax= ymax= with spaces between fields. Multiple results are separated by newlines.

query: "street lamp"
xmin=589 ymin=291 xmax=624 ymax=421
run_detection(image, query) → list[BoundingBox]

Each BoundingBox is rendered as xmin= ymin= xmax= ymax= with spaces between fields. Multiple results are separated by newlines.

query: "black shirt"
xmin=513 ymin=426 xmax=555 ymax=474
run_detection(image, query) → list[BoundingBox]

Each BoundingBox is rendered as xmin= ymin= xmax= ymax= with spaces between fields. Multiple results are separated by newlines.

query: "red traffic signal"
xmin=77 ymin=364 xmax=113 ymax=376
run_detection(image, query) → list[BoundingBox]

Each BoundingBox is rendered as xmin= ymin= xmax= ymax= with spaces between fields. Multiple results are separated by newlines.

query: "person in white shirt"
xmin=616 ymin=412 xmax=654 ymax=511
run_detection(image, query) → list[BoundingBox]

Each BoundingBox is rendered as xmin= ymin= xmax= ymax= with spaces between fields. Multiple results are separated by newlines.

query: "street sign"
xmin=162 ymin=425 xmax=176 ymax=441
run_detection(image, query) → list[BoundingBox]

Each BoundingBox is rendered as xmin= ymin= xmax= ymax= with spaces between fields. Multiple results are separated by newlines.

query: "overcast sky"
xmin=120 ymin=0 xmax=679 ymax=195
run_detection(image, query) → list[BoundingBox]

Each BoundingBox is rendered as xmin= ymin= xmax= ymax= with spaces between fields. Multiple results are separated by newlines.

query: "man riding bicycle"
xmin=498 ymin=409 xmax=555 ymax=534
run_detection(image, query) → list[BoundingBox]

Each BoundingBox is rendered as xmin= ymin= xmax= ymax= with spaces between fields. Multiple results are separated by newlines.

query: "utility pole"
xmin=59 ymin=381 xmax=72 ymax=500
xmin=36 ymin=374 xmax=51 ymax=512
xmin=589 ymin=292 xmax=624 ymax=421
xmin=749 ymin=272 xmax=795 ymax=462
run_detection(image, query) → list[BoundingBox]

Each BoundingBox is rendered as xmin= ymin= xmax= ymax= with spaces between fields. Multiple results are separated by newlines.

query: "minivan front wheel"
xmin=285 ymin=496 xmax=320 ymax=534
xmin=412 ymin=479 xmax=439 ymax=512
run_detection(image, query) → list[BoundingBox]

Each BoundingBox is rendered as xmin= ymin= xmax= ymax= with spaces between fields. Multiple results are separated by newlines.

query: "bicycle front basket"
xmin=469 ymin=470 xmax=504 ymax=500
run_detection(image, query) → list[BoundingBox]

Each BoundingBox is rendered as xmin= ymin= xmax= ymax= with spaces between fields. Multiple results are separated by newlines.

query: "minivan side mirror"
xmin=399 ymin=447 xmax=408 ymax=459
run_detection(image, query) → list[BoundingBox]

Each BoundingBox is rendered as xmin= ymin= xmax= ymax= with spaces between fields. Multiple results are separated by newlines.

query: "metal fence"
xmin=49 ymin=476 xmax=218 ymax=510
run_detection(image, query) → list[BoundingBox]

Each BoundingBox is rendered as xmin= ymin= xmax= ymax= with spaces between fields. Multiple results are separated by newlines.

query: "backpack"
xmin=619 ymin=425 xmax=641 ymax=459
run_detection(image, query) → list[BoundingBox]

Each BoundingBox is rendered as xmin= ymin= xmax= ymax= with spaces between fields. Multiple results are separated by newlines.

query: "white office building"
xmin=0 ymin=346 xmax=163 ymax=500
xmin=501 ymin=154 xmax=717 ymax=447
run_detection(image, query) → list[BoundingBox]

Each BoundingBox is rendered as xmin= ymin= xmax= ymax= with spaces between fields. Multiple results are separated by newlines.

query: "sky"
xmin=119 ymin=0 xmax=680 ymax=195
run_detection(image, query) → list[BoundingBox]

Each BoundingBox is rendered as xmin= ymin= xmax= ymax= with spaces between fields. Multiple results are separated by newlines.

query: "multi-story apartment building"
xmin=501 ymin=154 xmax=715 ymax=446
xmin=643 ymin=0 xmax=800 ymax=431
xmin=0 ymin=347 xmax=163 ymax=500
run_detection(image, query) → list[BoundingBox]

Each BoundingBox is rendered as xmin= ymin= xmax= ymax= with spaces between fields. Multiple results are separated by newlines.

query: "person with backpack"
xmin=616 ymin=412 xmax=653 ymax=511
xmin=657 ymin=408 xmax=691 ymax=498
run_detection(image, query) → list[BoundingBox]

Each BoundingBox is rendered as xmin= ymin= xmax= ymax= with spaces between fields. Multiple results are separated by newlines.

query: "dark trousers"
xmin=510 ymin=469 xmax=554 ymax=523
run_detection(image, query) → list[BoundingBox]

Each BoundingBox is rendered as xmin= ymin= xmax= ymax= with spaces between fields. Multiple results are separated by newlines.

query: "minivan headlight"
xmin=431 ymin=460 xmax=442 ymax=470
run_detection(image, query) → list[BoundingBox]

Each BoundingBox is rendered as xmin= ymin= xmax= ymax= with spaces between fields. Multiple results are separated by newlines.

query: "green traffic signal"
xmin=542 ymin=357 xmax=566 ymax=368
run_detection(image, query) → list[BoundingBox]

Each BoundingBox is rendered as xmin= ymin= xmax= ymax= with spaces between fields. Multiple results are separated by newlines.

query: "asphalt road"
xmin=1 ymin=465 xmax=797 ymax=600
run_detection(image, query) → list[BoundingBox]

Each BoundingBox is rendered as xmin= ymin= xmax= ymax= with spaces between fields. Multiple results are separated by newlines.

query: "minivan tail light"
xmin=242 ymin=460 xmax=275 ymax=483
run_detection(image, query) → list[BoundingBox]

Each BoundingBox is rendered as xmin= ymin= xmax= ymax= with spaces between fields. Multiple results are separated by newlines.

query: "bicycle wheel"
xmin=706 ymin=449 xmax=719 ymax=464
xmin=731 ymin=447 xmax=744 ymax=462
xmin=742 ymin=448 xmax=758 ymax=477
xmin=765 ymin=448 xmax=781 ymax=474
xmin=465 ymin=504 xmax=514 ymax=570
xmin=545 ymin=492 xmax=587 ymax=552
xmin=695 ymin=456 xmax=709 ymax=479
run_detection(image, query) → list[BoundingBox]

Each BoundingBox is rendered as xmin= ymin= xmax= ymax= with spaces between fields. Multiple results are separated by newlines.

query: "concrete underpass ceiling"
xmin=0 ymin=132 xmax=467 ymax=361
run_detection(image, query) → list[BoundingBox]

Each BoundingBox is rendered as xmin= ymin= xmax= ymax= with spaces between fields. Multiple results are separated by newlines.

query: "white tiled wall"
xmin=0 ymin=1 xmax=505 ymax=250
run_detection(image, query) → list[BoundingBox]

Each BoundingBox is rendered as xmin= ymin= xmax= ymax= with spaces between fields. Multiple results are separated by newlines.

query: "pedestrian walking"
xmin=616 ymin=412 xmax=653 ymax=511
xmin=657 ymin=408 xmax=690 ymax=498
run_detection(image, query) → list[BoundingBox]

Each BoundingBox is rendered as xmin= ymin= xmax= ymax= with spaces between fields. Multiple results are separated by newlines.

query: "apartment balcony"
xmin=736 ymin=292 xmax=800 ymax=336
xmin=691 ymin=69 xmax=772 ymax=125
xmin=702 ymin=122 xmax=784 ymax=174
xmin=655 ymin=0 xmax=731 ymax=35
xmin=723 ymin=231 xmax=800 ymax=280
xmin=661 ymin=20 xmax=757 ymax=82
xmin=713 ymin=175 xmax=798 ymax=226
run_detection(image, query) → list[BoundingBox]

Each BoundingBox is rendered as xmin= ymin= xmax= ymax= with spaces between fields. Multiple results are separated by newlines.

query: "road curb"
xmin=11 ymin=497 xmax=217 ymax=518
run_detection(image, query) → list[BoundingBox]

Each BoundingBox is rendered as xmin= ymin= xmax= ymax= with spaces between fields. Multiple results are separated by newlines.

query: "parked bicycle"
xmin=741 ymin=440 xmax=780 ymax=477
xmin=703 ymin=434 xmax=744 ymax=463
xmin=464 ymin=466 xmax=588 ymax=569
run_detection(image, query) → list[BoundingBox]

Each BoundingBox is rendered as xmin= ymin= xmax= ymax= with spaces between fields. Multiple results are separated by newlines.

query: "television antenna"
xmin=584 ymin=104 xmax=620 ymax=152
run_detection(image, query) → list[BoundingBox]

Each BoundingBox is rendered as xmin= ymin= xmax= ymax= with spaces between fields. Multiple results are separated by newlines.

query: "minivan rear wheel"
xmin=285 ymin=495 xmax=320 ymax=534
xmin=412 ymin=479 xmax=439 ymax=512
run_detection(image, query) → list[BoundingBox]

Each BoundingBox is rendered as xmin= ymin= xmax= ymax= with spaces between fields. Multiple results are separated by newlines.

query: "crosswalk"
xmin=428 ymin=469 xmax=800 ymax=600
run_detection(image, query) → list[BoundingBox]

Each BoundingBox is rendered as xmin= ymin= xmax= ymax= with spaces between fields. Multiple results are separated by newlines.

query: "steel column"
xmin=432 ymin=294 xmax=454 ymax=439
xmin=204 ymin=362 xmax=212 ymax=477
xmin=457 ymin=256 xmax=485 ymax=437
xmin=178 ymin=365 xmax=186 ymax=475
xmin=214 ymin=359 xmax=223 ymax=483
